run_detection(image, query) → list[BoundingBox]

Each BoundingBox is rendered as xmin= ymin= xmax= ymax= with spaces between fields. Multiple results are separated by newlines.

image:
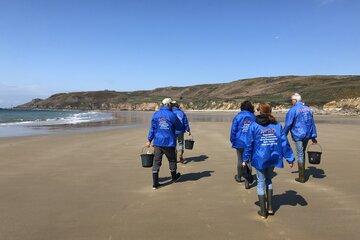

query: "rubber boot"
xmin=244 ymin=179 xmax=250 ymax=189
xmin=179 ymin=150 xmax=185 ymax=164
xmin=171 ymin=170 xmax=181 ymax=182
xmin=234 ymin=166 xmax=243 ymax=183
xmin=267 ymin=188 xmax=274 ymax=215
xmin=152 ymin=172 xmax=162 ymax=190
xmin=257 ymin=195 xmax=268 ymax=219
xmin=295 ymin=162 xmax=306 ymax=183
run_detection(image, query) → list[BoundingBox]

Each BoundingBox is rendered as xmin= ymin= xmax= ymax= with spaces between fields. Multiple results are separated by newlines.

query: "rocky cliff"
xmin=16 ymin=75 xmax=360 ymax=113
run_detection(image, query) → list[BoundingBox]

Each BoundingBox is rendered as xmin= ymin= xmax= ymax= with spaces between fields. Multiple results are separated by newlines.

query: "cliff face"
xmin=16 ymin=75 xmax=360 ymax=113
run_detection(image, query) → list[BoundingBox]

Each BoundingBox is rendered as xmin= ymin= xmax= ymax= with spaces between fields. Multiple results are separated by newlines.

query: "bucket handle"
xmin=141 ymin=146 xmax=154 ymax=154
xmin=307 ymin=143 xmax=322 ymax=153
xmin=186 ymin=135 xmax=194 ymax=141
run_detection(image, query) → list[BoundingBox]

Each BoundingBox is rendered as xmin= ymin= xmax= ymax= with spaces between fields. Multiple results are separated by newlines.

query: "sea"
xmin=1 ymin=108 xmax=355 ymax=138
xmin=0 ymin=109 xmax=115 ymax=138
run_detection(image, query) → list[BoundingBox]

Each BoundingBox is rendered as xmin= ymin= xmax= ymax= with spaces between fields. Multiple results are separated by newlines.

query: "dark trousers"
xmin=152 ymin=146 xmax=177 ymax=173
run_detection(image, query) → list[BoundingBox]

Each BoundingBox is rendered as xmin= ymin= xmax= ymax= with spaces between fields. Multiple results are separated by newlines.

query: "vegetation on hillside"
xmin=16 ymin=75 xmax=360 ymax=110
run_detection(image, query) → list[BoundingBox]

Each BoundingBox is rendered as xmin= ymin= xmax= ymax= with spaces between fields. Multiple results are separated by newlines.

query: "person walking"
xmin=145 ymin=98 xmax=184 ymax=189
xmin=230 ymin=100 xmax=256 ymax=189
xmin=243 ymin=103 xmax=295 ymax=219
xmin=283 ymin=93 xmax=318 ymax=183
xmin=172 ymin=101 xmax=191 ymax=164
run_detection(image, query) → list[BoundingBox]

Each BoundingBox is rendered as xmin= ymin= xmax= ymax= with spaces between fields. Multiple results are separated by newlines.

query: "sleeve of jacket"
xmin=230 ymin=116 xmax=239 ymax=144
xmin=280 ymin=125 xmax=295 ymax=163
xmin=183 ymin=114 xmax=190 ymax=132
xmin=283 ymin=108 xmax=295 ymax=136
xmin=243 ymin=124 xmax=255 ymax=162
xmin=173 ymin=114 xmax=185 ymax=133
xmin=309 ymin=111 xmax=318 ymax=139
xmin=147 ymin=114 xmax=156 ymax=142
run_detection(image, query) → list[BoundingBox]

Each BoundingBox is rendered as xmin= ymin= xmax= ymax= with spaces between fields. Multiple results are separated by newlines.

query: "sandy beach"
xmin=0 ymin=115 xmax=359 ymax=240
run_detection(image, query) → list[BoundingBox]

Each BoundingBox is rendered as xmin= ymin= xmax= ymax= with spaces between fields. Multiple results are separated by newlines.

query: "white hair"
xmin=291 ymin=93 xmax=302 ymax=102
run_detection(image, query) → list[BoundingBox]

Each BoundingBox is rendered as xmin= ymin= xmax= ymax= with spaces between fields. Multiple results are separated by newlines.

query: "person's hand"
xmin=188 ymin=131 xmax=192 ymax=136
xmin=145 ymin=141 xmax=151 ymax=148
xmin=311 ymin=139 xmax=318 ymax=144
xmin=289 ymin=162 xmax=294 ymax=168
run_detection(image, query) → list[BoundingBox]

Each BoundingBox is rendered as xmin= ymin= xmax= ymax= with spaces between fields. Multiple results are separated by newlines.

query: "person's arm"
xmin=280 ymin=125 xmax=295 ymax=167
xmin=183 ymin=114 xmax=191 ymax=133
xmin=230 ymin=116 xmax=239 ymax=144
xmin=173 ymin=114 xmax=184 ymax=133
xmin=310 ymin=111 xmax=318 ymax=143
xmin=242 ymin=124 xmax=254 ymax=163
xmin=283 ymin=108 xmax=295 ymax=136
xmin=146 ymin=115 xmax=156 ymax=147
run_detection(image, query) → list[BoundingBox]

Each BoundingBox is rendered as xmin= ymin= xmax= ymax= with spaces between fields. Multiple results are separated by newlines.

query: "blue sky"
xmin=0 ymin=0 xmax=359 ymax=107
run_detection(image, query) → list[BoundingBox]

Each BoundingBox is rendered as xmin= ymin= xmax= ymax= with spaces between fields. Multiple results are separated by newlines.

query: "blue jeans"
xmin=256 ymin=167 xmax=274 ymax=195
xmin=295 ymin=139 xmax=309 ymax=164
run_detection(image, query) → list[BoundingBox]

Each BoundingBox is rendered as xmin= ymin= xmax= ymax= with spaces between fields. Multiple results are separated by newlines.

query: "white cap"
xmin=162 ymin=98 xmax=172 ymax=105
xmin=291 ymin=93 xmax=302 ymax=102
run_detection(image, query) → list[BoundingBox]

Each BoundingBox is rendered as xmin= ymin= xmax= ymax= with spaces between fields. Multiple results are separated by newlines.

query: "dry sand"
xmin=0 ymin=118 xmax=359 ymax=240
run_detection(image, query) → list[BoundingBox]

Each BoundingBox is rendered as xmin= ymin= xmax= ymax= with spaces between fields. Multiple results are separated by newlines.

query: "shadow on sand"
xmin=255 ymin=190 xmax=308 ymax=213
xmin=183 ymin=155 xmax=209 ymax=164
xmin=306 ymin=166 xmax=326 ymax=180
xmin=292 ymin=166 xmax=326 ymax=181
xmin=177 ymin=170 xmax=214 ymax=183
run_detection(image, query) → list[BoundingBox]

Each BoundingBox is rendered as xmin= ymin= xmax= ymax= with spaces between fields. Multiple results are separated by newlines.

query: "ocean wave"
xmin=0 ymin=111 xmax=114 ymax=127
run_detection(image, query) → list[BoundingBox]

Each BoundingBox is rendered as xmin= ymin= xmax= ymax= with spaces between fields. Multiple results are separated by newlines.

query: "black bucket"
xmin=307 ymin=143 xmax=322 ymax=165
xmin=185 ymin=138 xmax=195 ymax=150
xmin=140 ymin=147 xmax=154 ymax=168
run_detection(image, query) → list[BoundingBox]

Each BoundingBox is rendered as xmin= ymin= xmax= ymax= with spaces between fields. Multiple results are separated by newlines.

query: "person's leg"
xmin=177 ymin=134 xmax=185 ymax=163
xmin=256 ymin=169 xmax=267 ymax=218
xmin=235 ymin=148 xmax=244 ymax=183
xmin=265 ymin=167 xmax=274 ymax=215
xmin=302 ymin=139 xmax=309 ymax=180
xmin=164 ymin=147 xmax=181 ymax=182
xmin=152 ymin=147 xmax=164 ymax=189
xmin=295 ymin=140 xmax=305 ymax=183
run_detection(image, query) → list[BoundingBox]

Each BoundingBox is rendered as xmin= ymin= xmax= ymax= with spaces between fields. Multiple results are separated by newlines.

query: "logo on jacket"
xmin=159 ymin=117 xmax=170 ymax=130
xmin=242 ymin=119 xmax=252 ymax=132
xmin=260 ymin=128 xmax=278 ymax=146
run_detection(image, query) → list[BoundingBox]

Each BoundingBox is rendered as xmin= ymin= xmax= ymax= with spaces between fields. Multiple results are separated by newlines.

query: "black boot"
xmin=257 ymin=195 xmax=267 ymax=219
xmin=152 ymin=172 xmax=162 ymax=190
xmin=171 ymin=170 xmax=181 ymax=182
xmin=234 ymin=166 xmax=243 ymax=183
xmin=295 ymin=162 xmax=306 ymax=183
xmin=267 ymin=188 xmax=274 ymax=215
xmin=244 ymin=179 xmax=250 ymax=189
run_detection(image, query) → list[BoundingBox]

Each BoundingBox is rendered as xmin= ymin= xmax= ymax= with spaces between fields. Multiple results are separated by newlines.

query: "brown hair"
xmin=257 ymin=103 xmax=276 ymax=123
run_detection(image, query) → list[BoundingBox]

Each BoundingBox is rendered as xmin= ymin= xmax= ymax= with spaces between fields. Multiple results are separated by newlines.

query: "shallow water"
xmin=0 ymin=110 xmax=358 ymax=138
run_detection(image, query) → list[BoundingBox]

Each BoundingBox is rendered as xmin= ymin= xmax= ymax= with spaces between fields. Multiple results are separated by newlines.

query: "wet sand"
xmin=0 ymin=116 xmax=359 ymax=239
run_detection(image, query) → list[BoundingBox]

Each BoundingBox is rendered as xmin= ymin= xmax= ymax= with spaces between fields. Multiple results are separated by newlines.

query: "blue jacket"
xmin=147 ymin=106 xmax=184 ymax=147
xmin=283 ymin=102 xmax=317 ymax=141
xmin=230 ymin=110 xmax=256 ymax=149
xmin=243 ymin=117 xmax=295 ymax=170
xmin=172 ymin=107 xmax=190 ymax=135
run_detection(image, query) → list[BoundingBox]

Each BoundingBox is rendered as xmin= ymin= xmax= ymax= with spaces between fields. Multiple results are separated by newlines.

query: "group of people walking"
xmin=145 ymin=93 xmax=318 ymax=219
